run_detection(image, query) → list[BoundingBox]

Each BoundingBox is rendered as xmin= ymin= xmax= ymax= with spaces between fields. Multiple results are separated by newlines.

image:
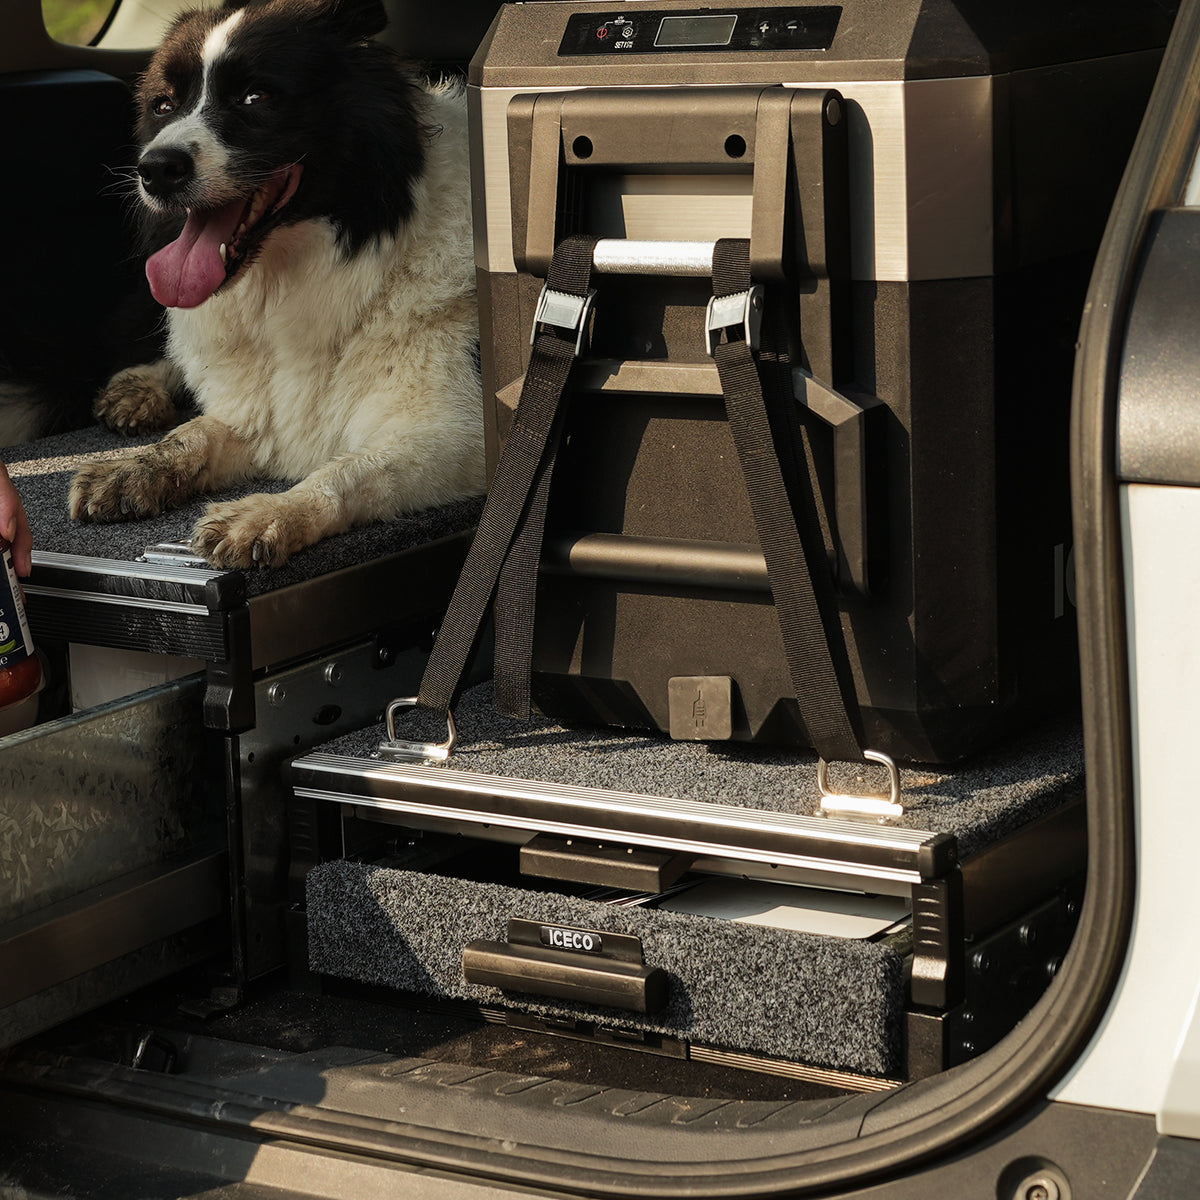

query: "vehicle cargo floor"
xmin=7 ymin=972 xmax=856 ymax=1103
xmin=0 ymin=967 xmax=908 ymax=1199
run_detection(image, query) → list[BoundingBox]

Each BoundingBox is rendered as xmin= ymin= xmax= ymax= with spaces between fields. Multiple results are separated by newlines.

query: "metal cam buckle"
xmin=705 ymin=285 xmax=764 ymax=356
xmin=817 ymin=750 xmax=904 ymax=824
xmin=378 ymin=697 xmax=458 ymax=762
xmin=531 ymin=284 xmax=596 ymax=357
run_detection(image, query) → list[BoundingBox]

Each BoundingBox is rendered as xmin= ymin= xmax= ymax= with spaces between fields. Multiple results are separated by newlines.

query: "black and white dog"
xmin=69 ymin=0 xmax=484 ymax=568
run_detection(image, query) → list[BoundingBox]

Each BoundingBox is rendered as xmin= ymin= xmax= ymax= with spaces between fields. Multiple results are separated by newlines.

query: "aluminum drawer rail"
xmin=291 ymin=754 xmax=955 ymax=887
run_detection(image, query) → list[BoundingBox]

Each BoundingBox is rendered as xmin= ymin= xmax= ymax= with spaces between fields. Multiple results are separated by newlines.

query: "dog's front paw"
xmin=192 ymin=495 xmax=317 ymax=569
xmin=94 ymin=365 xmax=177 ymax=435
xmin=70 ymin=455 xmax=180 ymax=523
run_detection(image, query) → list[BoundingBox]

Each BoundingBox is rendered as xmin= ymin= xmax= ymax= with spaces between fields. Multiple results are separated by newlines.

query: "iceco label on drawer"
xmin=539 ymin=924 xmax=605 ymax=955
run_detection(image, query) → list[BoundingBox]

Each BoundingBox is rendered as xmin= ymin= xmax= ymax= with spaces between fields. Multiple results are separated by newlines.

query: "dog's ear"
xmin=314 ymin=0 xmax=389 ymax=39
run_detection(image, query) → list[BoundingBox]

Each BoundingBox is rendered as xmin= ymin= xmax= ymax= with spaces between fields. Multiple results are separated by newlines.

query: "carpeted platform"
xmin=316 ymin=682 xmax=1084 ymax=859
xmin=4 ymin=419 xmax=484 ymax=596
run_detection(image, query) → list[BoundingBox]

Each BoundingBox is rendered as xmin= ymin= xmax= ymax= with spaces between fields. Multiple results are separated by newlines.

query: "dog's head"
xmin=135 ymin=0 xmax=428 ymax=309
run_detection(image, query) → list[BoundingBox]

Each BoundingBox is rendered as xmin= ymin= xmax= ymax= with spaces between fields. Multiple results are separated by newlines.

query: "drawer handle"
xmin=462 ymin=939 xmax=668 ymax=1014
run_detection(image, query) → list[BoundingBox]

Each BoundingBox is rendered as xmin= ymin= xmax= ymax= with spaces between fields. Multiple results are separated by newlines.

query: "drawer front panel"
xmin=307 ymin=861 xmax=906 ymax=1078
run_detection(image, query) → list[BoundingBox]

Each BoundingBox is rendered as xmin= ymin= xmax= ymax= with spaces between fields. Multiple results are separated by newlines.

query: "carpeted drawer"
xmin=306 ymin=860 xmax=909 ymax=1079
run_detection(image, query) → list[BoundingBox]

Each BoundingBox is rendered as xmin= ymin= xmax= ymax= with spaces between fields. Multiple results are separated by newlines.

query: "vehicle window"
xmin=42 ymin=0 xmax=118 ymax=45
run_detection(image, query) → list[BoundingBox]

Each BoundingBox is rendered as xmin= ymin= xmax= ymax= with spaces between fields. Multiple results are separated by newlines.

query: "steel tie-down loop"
xmin=817 ymin=750 xmax=904 ymax=824
xmin=379 ymin=697 xmax=458 ymax=762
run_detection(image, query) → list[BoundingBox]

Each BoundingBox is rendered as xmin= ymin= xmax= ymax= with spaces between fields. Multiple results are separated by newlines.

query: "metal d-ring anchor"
xmin=817 ymin=749 xmax=904 ymax=824
xmin=378 ymin=697 xmax=457 ymax=762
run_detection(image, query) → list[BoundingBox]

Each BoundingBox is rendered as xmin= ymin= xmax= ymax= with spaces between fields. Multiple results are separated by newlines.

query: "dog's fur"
xmin=69 ymin=0 xmax=484 ymax=568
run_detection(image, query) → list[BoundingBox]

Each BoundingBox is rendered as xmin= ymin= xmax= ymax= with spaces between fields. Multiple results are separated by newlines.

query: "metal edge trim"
xmin=22 ymin=583 xmax=210 ymax=616
xmin=30 ymin=550 xmax=226 ymax=587
xmin=297 ymin=784 xmax=920 ymax=885
xmin=295 ymin=753 xmax=934 ymax=848
xmin=686 ymin=1044 xmax=900 ymax=1093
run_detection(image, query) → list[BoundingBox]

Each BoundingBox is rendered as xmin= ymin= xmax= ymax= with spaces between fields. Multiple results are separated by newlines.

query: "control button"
xmin=596 ymin=25 xmax=609 ymax=39
xmin=758 ymin=20 xmax=772 ymax=35
xmin=621 ymin=24 xmax=634 ymax=37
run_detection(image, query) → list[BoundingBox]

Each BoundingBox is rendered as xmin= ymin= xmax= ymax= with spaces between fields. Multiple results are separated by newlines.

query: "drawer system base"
xmin=295 ymin=684 xmax=1086 ymax=1081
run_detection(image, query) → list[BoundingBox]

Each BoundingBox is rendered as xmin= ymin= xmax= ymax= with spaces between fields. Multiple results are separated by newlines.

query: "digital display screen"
xmin=654 ymin=14 xmax=738 ymax=47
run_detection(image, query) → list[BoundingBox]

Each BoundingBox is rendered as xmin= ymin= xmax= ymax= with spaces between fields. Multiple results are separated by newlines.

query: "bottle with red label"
xmin=0 ymin=535 xmax=41 ymax=711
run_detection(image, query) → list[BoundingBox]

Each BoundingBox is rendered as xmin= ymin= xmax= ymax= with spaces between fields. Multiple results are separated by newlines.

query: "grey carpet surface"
xmin=307 ymin=860 xmax=907 ymax=1077
xmin=5 ymin=420 xmax=483 ymax=596
xmin=318 ymin=683 xmax=1084 ymax=859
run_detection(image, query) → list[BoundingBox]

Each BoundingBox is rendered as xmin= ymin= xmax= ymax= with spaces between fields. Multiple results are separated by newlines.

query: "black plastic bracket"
xmin=910 ymin=870 xmax=965 ymax=1011
xmin=520 ymin=833 xmax=692 ymax=892
xmin=794 ymin=372 xmax=885 ymax=596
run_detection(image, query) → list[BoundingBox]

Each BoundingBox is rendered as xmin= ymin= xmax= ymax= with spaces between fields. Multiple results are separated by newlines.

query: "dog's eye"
xmin=240 ymin=90 xmax=269 ymax=106
xmin=151 ymin=96 xmax=176 ymax=117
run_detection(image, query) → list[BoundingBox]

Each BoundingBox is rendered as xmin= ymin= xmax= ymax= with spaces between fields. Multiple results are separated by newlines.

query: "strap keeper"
xmin=705 ymin=285 xmax=764 ymax=356
xmin=532 ymin=284 xmax=596 ymax=357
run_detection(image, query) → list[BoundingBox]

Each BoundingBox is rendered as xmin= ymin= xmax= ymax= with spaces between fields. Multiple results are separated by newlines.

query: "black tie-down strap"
xmin=387 ymin=233 xmax=866 ymax=772
xmin=708 ymin=238 xmax=864 ymax=764
xmin=400 ymin=235 xmax=599 ymax=735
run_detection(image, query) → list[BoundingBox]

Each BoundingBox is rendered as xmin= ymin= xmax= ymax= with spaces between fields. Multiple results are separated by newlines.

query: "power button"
xmin=595 ymin=18 xmax=636 ymax=47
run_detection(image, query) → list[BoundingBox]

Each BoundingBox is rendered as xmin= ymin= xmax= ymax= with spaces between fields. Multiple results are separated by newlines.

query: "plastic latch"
xmin=705 ymin=285 xmax=764 ymax=356
xmin=817 ymin=749 xmax=904 ymax=824
xmin=377 ymin=697 xmax=457 ymax=762
xmin=531 ymin=284 xmax=596 ymax=357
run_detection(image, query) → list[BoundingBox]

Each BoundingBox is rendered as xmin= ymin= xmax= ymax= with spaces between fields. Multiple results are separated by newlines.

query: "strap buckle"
xmin=378 ymin=697 xmax=458 ymax=762
xmin=532 ymin=284 xmax=596 ymax=357
xmin=705 ymin=285 xmax=764 ymax=356
xmin=816 ymin=749 xmax=904 ymax=824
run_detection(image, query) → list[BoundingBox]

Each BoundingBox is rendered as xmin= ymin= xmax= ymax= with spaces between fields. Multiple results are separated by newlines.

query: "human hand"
xmin=0 ymin=461 xmax=32 ymax=577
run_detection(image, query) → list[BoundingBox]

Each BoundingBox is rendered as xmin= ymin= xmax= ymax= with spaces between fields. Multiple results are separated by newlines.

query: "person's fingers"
xmin=10 ymin=502 xmax=31 ymax=578
xmin=0 ymin=463 xmax=32 ymax=576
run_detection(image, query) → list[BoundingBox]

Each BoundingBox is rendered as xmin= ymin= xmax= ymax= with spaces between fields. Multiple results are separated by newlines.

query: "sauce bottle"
xmin=0 ymin=536 xmax=41 ymax=709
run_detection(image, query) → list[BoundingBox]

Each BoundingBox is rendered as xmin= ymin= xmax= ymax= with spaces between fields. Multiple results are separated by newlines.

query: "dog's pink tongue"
xmin=146 ymin=201 xmax=243 ymax=309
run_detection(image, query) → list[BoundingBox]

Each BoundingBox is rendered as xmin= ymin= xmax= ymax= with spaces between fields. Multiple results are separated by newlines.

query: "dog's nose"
xmin=138 ymin=146 xmax=195 ymax=197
